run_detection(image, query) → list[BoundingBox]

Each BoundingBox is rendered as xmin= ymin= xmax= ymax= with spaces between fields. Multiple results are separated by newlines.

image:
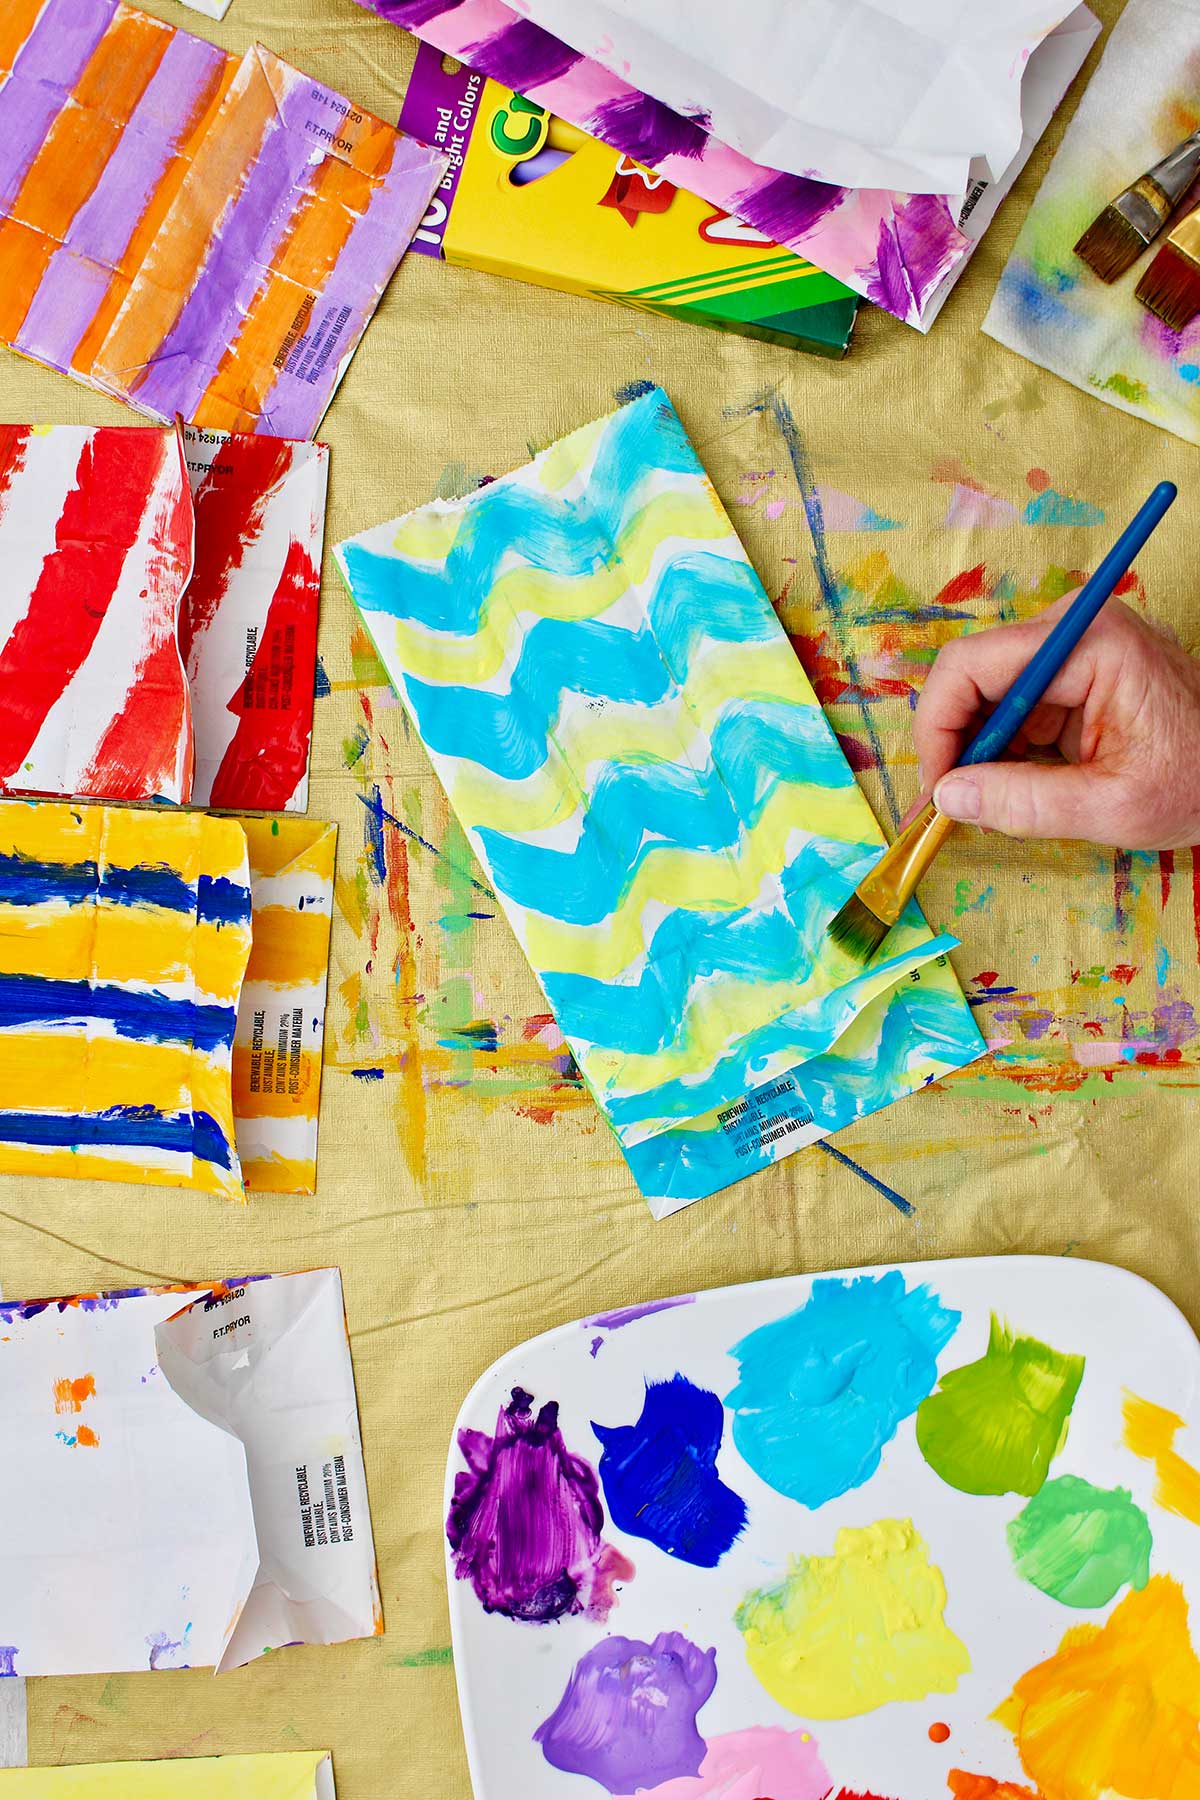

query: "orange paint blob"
xmin=52 ymin=1374 xmax=96 ymax=1414
xmin=929 ymin=1721 xmax=951 ymax=1743
xmin=994 ymin=1575 xmax=1200 ymax=1799
xmin=947 ymin=1775 xmax=1042 ymax=1799
xmin=75 ymin=1424 xmax=99 ymax=1448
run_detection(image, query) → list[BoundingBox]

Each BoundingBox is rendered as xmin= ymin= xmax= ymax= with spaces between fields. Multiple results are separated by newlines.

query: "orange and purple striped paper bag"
xmin=0 ymin=1 xmax=448 ymax=435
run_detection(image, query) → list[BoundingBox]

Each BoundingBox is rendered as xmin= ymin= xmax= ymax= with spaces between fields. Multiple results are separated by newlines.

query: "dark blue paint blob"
xmin=0 ymin=973 xmax=236 ymax=1052
xmin=593 ymin=1374 xmax=747 ymax=1568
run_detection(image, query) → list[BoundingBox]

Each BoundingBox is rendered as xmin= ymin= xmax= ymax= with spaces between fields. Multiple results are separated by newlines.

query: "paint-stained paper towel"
xmin=985 ymin=0 xmax=1200 ymax=445
xmin=0 ymin=1271 xmax=381 ymax=1677
xmin=336 ymin=389 xmax=985 ymax=1216
xmin=503 ymin=0 xmax=1082 ymax=194
xmin=0 ymin=1754 xmax=335 ymax=1798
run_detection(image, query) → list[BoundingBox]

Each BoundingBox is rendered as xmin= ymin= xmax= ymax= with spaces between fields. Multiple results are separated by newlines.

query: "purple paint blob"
xmin=447 ymin=1386 xmax=634 ymax=1624
xmin=865 ymin=218 xmax=913 ymax=318
xmin=465 ymin=17 xmax=581 ymax=91
xmin=588 ymin=91 xmax=709 ymax=163
xmin=0 ymin=1648 xmax=17 ymax=1678
xmin=731 ymin=171 xmax=845 ymax=245
xmin=371 ymin=0 xmax=465 ymax=22
xmin=146 ymin=1628 xmax=189 ymax=1671
xmin=587 ymin=1295 xmax=695 ymax=1331
xmin=534 ymin=1631 xmax=716 ymax=1793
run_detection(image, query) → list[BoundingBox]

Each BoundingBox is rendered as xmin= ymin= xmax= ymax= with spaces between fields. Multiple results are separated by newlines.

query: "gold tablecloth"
xmin=5 ymin=1 xmax=1194 ymax=1793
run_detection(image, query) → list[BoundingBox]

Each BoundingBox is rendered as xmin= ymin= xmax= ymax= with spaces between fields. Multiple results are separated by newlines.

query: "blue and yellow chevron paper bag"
xmin=335 ymin=389 xmax=985 ymax=1214
xmin=0 ymin=800 xmax=252 ymax=1198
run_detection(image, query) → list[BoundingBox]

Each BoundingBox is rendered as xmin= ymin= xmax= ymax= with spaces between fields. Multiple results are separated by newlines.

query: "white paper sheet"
xmin=0 ymin=1270 xmax=381 ymax=1678
xmin=509 ymin=0 xmax=1085 ymax=194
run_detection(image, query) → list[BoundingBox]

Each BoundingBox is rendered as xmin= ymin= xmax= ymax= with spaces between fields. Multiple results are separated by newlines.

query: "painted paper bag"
xmin=0 ymin=799 xmax=250 ymax=1197
xmin=0 ymin=4 xmax=448 ymax=434
xmin=0 ymin=1269 xmax=382 ymax=1677
xmin=0 ymin=424 xmax=194 ymax=804
xmin=234 ymin=816 xmax=337 ymax=1194
xmin=359 ymin=0 xmax=1097 ymax=328
xmin=335 ymin=389 xmax=985 ymax=1215
xmin=182 ymin=427 xmax=329 ymax=812
xmin=0 ymin=1754 xmax=335 ymax=1799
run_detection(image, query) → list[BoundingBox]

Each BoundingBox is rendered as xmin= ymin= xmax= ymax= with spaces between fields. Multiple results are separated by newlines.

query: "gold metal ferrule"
xmin=855 ymin=800 xmax=958 ymax=928
xmin=1167 ymin=205 xmax=1200 ymax=259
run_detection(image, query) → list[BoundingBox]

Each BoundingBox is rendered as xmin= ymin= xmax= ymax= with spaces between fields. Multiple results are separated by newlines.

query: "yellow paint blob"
xmin=995 ymin=1575 xmax=1200 ymax=1800
xmin=734 ymin=1517 xmax=970 ymax=1720
xmin=1122 ymin=1391 xmax=1200 ymax=1525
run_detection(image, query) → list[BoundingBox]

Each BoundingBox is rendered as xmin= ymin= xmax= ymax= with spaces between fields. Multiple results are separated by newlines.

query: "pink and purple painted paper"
xmin=357 ymin=0 xmax=1098 ymax=328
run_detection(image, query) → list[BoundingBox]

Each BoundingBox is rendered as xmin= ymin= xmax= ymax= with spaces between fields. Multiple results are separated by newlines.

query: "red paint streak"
xmin=0 ymin=424 xmax=32 ymax=522
xmin=206 ymin=536 xmax=320 ymax=809
xmin=934 ymin=564 xmax=987 ymax=607
xmin=178 ymin=435 xmax=293 ymax=664
xmin=1109 ymin=963 xmax=1139 ymax=986
xmin=1161 ymin=848 xmax=1175 ymax=909
xmin=1113 ymin=569 xmax=1141 ymax=598
xmin=0 ymin=430 xmax=170 ymax=780
xmin=1082 ymin=1021 xmax=1104 ymax=1037
xmin=974 ymin=970 xmax=1000 ymax=987
xmin=928 ymin=1721 xmax=951 ymax=1743
xmin=1026 ymin=467 xmax=1049 ymax=492
xmin=81 ymin=442 xmax=194 ymax=799
xmin=521 ymin=1013 xmax=556 ymax=1040
xmin=1193 ymin=848 xmax=1200 ymax=967
xmin=789 ymin=628 xmax=912 ymax=706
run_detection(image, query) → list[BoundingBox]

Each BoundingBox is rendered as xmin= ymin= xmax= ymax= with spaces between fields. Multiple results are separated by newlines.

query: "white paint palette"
xmin=444 ymin=1256 xmax=1200 ymax=1800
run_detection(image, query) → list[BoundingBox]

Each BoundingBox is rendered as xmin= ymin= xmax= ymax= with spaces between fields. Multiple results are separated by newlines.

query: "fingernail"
xmin=934 ymin=775 xmax=981 ymax=822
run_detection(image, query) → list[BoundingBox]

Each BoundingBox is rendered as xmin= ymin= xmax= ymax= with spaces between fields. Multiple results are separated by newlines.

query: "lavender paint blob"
xmin=587 ymin=1295 xmax=695 ymax=1332
xmin=534 ymin=1631 xmax=716 ymax=1793
xmin=0 ymin=1648 xmax=17 ymax=1678
xmin=588 ymin=91 xmax=709 ymax=163
xmin=594 ymin=1374 xmax=747 ymax=1567
xmin=447 ymin=1386 xmax=633 ymax=1624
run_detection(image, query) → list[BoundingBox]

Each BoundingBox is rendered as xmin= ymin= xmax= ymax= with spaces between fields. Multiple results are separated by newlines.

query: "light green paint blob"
xmin=1007 ymin=1474 xmax=1151 ymax=1608
xmin=953 ymin=879 xmax=995 ymax=916
xmin=915 ymin=1315 xmax=1085 ymax=1496
xmin=1100 ymin=371 xmax=1152 ymax=406
xmin=388 ymin=1645 xmax=454 ymax=1668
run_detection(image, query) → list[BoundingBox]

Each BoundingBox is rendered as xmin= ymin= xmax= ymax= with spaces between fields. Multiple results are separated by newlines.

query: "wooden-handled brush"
xmin=1136 ymin=201 xmax=1200 ymax=330
xmin=826 ymin=482 xmax=1179 ymax=967
xmin=1075 ymin=131 xmax=1200 ymax=281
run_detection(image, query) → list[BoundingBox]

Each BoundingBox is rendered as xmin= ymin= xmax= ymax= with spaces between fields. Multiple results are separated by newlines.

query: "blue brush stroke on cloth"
xmin=724 ymin=1270 xmax=960 ymax=1506
xmin=594 ymin=1374 xmax=747 ymax=1566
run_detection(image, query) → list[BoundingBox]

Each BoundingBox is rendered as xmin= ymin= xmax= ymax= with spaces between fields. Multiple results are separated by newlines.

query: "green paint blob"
xmin=915 ymin=1315 xmax=1084 ymax=1497
xmin=1100 ymin=371 xmax=1152 ymax=407
xmin=388 ymin=1645 xmax=454 ymax=1668
xmin=1007 ymin=1474 xmax=1151 ymax=1608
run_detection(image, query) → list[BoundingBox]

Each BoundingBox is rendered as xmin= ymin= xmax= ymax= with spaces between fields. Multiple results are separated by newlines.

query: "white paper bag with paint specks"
xmin=0 ymin=1269 xmax=381 ymax=1677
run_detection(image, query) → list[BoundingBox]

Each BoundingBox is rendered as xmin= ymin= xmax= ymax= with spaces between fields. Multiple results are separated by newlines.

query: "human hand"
xmin=912 ymin=594 xmax=1200 ymax=850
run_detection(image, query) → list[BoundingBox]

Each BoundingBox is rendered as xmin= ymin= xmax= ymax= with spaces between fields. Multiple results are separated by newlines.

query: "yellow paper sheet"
xmin=0 ymin=1753 xmax=332 ymax=1798
xmin=4 ymin=3 xmax=1195 ymax=1798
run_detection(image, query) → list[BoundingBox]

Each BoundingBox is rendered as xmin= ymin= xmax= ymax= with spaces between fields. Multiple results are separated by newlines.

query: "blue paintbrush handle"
xmin=959 ymin=480 xmax=1178 ymax=767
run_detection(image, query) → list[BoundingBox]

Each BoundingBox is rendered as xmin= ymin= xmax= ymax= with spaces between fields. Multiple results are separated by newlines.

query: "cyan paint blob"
xmin=1023 ymin=489 xmax=1105 ymax=527
xmin=724 ymin=1273 xmax=960 ymax=1507
xmin=593 ymin=1374 xmax=748 ymax=1567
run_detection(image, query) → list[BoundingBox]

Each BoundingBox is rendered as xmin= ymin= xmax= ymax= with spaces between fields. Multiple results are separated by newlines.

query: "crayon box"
xmin=399 ymin=44 xmax=858 ymax=358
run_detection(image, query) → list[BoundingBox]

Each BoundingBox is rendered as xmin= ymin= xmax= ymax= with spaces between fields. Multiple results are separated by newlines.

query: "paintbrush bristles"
xmin=1136 ymin=240 xmax=1200 ymax=331
xmin=1074 ymin=207 xmax=1153 ymax=282
xmin=826 ymin=892 xmax=890 ymax=968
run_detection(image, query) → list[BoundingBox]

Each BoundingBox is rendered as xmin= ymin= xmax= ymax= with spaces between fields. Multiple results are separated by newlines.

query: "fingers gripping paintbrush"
xmin=826 ymin=482 xmax=1179 ymax=967
xmin=1075 ymin=131 xmax=1200 ymax=281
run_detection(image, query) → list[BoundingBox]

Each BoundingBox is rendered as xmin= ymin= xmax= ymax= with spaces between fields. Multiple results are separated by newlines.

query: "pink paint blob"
xmin=614 ymin=1725 xmax=833 ymax=1799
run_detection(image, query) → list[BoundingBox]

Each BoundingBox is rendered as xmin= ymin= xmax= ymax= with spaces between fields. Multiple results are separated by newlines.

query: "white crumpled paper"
xmin=505 ymin=0 xmax=1088 ymax=194
xmin=0 ymin=1268 xmax=381 ymax=1677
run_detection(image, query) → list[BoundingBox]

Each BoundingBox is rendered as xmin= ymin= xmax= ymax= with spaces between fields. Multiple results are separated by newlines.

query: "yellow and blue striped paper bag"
xmin=0 ymin=799 xmax=251 ymax=1196
xmin=335 ymin=389 xmax=985 ymax=1215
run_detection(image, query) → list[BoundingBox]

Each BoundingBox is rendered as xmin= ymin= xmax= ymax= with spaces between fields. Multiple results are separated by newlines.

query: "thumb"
xmin=932 ymin=760 xmax=1102 ymax=841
